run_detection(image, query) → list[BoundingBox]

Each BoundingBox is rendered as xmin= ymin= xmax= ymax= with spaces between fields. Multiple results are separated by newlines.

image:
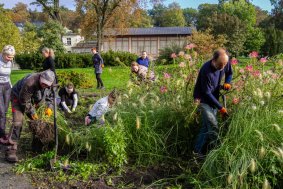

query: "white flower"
xmin=264 ymin=92 xmax=271 ymax=99
xmin=249 ymin=158 xmax=256 ymax=173
xmin=259 ymin=100 xmax=265 ymax=106
xmin=251 ymin=105 xmax=257 ymax=110
xmin=271 ymin=123 xmax=281 ymax=132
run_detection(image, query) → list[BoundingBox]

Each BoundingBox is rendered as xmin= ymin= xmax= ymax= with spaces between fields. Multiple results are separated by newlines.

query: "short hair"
xmin=212 ymin=48 xmax=227 ymax=61
xmin=131 ymin=61 xmax=139 ymax=67
xmin=91 ymin=47 xmax=97 ymax=51
xmin=109 ymin=89 xmax=117 ymax=100
xmin=66 ymin=82 xmax=74 ymax=89
xmin=2 ymin=45 xmax=15 ymax=56
xmin=141 ymin=51 xmax=147 ymax=54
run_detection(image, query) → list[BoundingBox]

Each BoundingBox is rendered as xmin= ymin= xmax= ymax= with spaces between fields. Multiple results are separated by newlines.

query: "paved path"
xmin=0 ymin=145 xmax=33 ymax=189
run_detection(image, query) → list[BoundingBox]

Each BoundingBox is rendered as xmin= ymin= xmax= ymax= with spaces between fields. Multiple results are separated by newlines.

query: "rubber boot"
xmin=5 ymin=126 xmax=21 ymax=163
xmin=5 ymin=144 xmax=18 ymax=163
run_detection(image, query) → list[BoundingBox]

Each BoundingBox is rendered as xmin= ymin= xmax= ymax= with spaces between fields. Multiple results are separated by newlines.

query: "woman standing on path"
xmin=91 ymin=47 xmax=104 ymax=89
xmin=0 ymin=45 xmax=15 ymax=143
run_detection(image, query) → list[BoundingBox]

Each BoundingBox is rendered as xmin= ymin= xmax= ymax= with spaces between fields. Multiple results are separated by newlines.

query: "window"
xmin=67 ymin=38 xmax=71 ymax=46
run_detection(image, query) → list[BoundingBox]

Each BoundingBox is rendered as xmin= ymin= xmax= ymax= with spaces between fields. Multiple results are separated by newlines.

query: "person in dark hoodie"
xmin=91 ymin=47 xmax=104 ymax=89
xmin=5 ymin=69 xmax=55 ymax=163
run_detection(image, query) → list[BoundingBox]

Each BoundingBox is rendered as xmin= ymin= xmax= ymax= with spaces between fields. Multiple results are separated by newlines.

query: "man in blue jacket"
xmin=193 ymin=48 xmax=232 ymax=157
xmin=136 ymin=51 xmax=150 ymax=68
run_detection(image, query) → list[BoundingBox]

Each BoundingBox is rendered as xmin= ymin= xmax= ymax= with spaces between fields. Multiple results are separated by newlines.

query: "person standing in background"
xmin=41 ymin=47 xmax=57 ymax=82
xmin=91 ymin=47 xmax=104 ymax=89
xmin=136 ymin=51 xmax=150 ymax=68
xmin=0 ymin=45 xmax=15 ymax=143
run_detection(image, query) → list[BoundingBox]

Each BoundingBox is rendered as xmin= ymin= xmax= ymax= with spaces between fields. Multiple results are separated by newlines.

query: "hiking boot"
xmin=5 ymin=149 xmax=18 ymax=163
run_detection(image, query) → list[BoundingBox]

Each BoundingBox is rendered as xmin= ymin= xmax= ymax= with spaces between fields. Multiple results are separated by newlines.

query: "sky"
xmin=0 ymin=0 xmax=273 ymax=12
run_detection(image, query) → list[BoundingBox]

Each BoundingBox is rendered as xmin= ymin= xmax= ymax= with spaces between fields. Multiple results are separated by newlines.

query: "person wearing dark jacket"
xmin=193 ymin=48 xmax=232 ymax=157
xmin=136 ymin=51 xmax=150 ymax=68
xmin=91 ymin=47 xmax=104 ymax=89
xmin=5 ymin=69 xmax=55 ymax=162
xmin=58 ymin=82 xmax=78 ymax=113
xmin=42 ymin=47 xmax=57 ymax=82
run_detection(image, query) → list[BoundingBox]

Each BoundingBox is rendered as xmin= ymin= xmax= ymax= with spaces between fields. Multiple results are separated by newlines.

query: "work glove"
xmin=67 ymin=109 xmax=72 ymax=114
xmin=223 ymin=83 xmax=231 ymax=91
xmin=219 ymin=107 xmax=228 ymax=117
xmin=45 ymin=108 xmax=53 ymax=117
xmin=31 ymin=113 xmax=39 ymax=120
xmin=71 ymin=107 xmax=76 ymax=112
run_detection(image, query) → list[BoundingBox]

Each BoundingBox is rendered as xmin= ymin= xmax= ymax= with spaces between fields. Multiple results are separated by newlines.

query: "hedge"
xmin=15 ymin=50 xmax=138 ymax=70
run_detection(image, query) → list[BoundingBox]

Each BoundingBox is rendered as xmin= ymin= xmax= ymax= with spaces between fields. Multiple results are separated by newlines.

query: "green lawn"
xmin=11 ymin=67 xmax=131 ymax=92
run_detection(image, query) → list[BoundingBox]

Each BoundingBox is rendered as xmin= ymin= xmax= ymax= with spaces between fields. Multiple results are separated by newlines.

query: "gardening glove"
xmin=67 ymin=109 xmax=72 ymax=114
xmin=45 ymin=108 xmax=53 ymax=117
xmin=71 ymin=107 xmax=76 ymax=112
xmin=223 ymin=83 xmax=231 ymax=91
xmin=219 ymin=107 xmax=228 ymax=117
xmin=31 ymin=113 xmax=39 ymax=120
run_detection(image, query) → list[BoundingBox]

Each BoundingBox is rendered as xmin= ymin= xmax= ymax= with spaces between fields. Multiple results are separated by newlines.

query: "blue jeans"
xmin=194 ymin=103 xmax=219 ymax=154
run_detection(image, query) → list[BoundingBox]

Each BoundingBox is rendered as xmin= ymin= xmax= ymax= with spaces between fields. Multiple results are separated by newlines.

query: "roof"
xmin=103 ymin=27 xmax=194 ymax=36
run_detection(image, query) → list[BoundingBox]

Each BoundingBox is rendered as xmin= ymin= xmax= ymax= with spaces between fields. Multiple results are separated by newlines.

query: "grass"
xmin=11 ymin=67 xmax=130 ymax=90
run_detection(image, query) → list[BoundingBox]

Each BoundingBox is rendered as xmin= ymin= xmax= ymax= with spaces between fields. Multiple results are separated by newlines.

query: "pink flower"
xmin=163 ymin=72 xmax=171 ymax=79
xmin=160 ymin=86 xmax=168 ymax=93
xmin=231 ymin=58 xmax=238 ymax=65
xmin=245 ymin=65 xmax=253 ymax=72
xmin=171 ymin=53 xmax=177 ymax=59
xmin=184 ymin=54 xmax=191 ymax=60
xmin=260 ymin=57 xmax=267 ymax=63
xmin=185 ymin=43 xmax=197 ymax=50
xmin=252 ymin=70 xmax=261 ymax=77
xmin=179 ymin=62 xmax=186 ymax=68
xmin=239 ymin=68 xmax=245 ymax=74
xmin=249 ymin=51 xmax=258 ymax=58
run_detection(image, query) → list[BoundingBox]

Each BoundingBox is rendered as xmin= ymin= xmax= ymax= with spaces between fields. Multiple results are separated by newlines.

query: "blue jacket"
xmin=193 ymin=60 xmax=232 ymax=109
xmin=92 ymin=53 xmax=103 ymax=73
xmin=136 ymin=57 xmax=150 ymax=68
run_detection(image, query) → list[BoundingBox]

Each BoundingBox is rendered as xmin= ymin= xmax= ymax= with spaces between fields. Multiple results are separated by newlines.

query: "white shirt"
xmin=0 ymin=55 xmax=12 ymax=84
xmin=88 ymin=96 xmax=109 ymax=120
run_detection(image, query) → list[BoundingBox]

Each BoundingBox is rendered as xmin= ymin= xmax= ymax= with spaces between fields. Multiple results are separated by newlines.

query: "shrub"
xmin=15 ymin=51 xmax=138 ymax=70
xmin=157 ymin=43 xmax=184 ymax=65
xmin=57 ymin=71 xmax=95 ymax=89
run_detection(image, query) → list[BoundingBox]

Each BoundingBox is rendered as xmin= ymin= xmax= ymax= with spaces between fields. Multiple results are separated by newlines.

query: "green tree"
xmin=129 ymin=8 xmax=152 ymax=28
xmin=21 ymin=22 xmax=41 ymax=53
xmin=148 ymin=2 xmax=185 ymax=27
xmin=0 ymin=8 xmax=23 ymax=52
xmin=270 ymin=0 xmax=283 ymax=29
xmin=244 ymin=27 xmax=265 ymax=53
xmin=32 ymin=0 xmax=61 ymax=23
xmin=37 ymin=20 xmax=65 ymax=52
xmin=148 ymin=3 xmax=166 ymax=26
xmin=196 ymin=3 xmax=218 ymax=30
xmin=183 ymin=8 xmax=198 ymax=26
xmin=262 ymin=27 xmax=283 ymax=56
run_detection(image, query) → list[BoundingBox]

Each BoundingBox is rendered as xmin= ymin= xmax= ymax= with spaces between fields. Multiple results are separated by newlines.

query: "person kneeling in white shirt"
xmin=85 ymin=89 xmax=116 ymax=126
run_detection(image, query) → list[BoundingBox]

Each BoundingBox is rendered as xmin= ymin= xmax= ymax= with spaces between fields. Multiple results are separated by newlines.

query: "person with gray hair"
xmin=0 ymin=45 xmax=15 ymax=143
xmin=41 ymin=47 xmax=57 ymax=82
xmin=5 ymin=69 xmax=56 ymax=162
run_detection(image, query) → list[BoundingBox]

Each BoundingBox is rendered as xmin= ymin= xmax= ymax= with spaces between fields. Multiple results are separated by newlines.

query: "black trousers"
xmin=95 ymin=73 xmax=104 ymax=88
xmin=0 ymin=83 xmax=11 ymax=137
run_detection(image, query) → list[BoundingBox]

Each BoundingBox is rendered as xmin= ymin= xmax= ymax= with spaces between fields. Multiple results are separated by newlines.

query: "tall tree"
xmin=37 ymin=20 xmax=65 ymax=52
xmin=183 ymin=8 xmax=198 ymax=26
xmin=32 ymin=0 xmax=61 ymax=23
xmin=0 ymin=8 xmax=23 ymax=52
xmin=129 ymin=8 xmax=152 ymax=28
xmin=148 ymin=2 xmax=185 ymax=27
xmin=21 ymin=22 xmax=41 ymax=53
xmin=270 ymin=0 xmax=283 ymax=29
xmin=77 ymin=0 xmax=142 ymax=51
xmin=8 ymin=2 xmax=30 ymax=23
xmin=196 ymin=3 xmax=218 ymax=30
